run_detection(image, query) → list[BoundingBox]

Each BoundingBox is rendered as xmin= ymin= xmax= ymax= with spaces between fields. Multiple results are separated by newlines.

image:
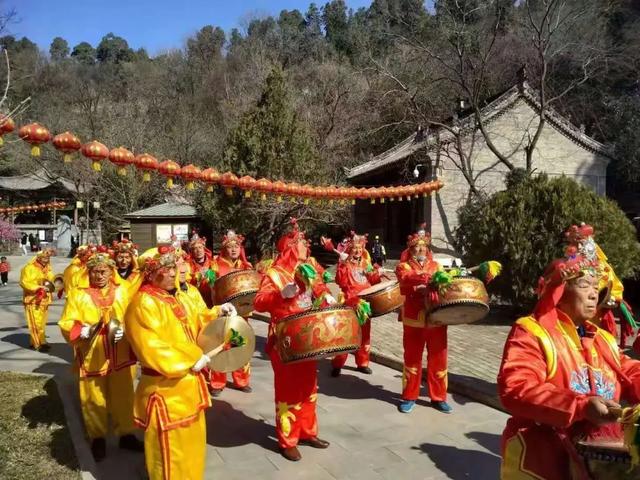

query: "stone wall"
xmin=430 ymin=99 xmax=609 ymax=254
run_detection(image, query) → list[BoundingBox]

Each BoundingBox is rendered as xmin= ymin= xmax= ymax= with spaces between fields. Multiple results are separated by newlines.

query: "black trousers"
xmin=1 ymin=272 xmax=7 ymax=283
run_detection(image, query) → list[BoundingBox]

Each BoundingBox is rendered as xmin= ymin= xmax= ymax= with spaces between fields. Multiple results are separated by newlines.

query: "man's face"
xmin=411 ymin=244 xmax=428 ymax=261
xmin=557 ymin=274 xmax=599 ymax=324
xmin=115 ymin=252 xmax=132 ymax=270
xmin=89 ymin=264 xmax=112 ymax=289
xmin=224 ymin=243 xmax=241 ymax=260
xmin=192 ymin=243 xmax=205 ymax=262
xmin=296 ymin=239 xmax=309 ymax=261
xmin=151 ymin=267 xmax=177 ymax=291
xmin=37 ymin=255 xmax=50 ymax=267
xmin=350 ymin=244 xmax=364 ymax=261
xmin=176 ymin=257 xmax=189 ymax=284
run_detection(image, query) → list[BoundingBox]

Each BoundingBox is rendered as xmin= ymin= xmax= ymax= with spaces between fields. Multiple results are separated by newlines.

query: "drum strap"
xmin=515 ymin=317 xmax=558 ymax=380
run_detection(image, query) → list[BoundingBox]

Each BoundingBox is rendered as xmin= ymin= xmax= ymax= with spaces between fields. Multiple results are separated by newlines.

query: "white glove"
xmin=338 ymin=252 xmax=348 ymax=262
xmin=325 ymin=294 xmax=338 ymax=306
xmin=220 ymin=303 xmax=237 ymax=317
xmin=113 ymin=328 xmax=124 ymax=343
xmin=191 ymin=354 xmax=209 ymax=373
xmin=281 ymin=282 xmax=299 ymax=299
xmin=79 ymin=324 xmax=92 ymax=339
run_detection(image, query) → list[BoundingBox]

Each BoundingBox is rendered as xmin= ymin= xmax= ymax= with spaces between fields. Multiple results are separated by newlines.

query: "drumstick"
xmin=205 ymin=344 xmax=225 ymax=359
xmin=609 ymin=406 xmax=623 ymax=418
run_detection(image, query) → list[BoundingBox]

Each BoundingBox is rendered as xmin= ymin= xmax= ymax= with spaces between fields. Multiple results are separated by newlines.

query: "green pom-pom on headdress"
xmin=322 ymin=270 xmax=334 ymax=284
xmin=205 ymin=268 xmax=217 ymax=286
xmin=476 ymin=261 xmax=502 ymax=284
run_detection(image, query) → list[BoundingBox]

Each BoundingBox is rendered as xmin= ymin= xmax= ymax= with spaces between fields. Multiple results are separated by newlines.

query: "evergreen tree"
xmin=71 ymin=41 xmax=96 ymax=65
xmin=96 ymin=33 xmax=134 ymax=63
xmin=49 ymin=37 xmax=69 ymax=61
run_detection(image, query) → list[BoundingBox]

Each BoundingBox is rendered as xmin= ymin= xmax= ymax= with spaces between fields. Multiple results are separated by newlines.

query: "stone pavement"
xmin=0 ymin=254 xmax=508 ymax=479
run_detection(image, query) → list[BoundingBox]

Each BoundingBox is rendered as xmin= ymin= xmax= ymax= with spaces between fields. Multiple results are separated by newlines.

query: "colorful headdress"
xmin=138 ymin=245 xmax=177 ymax=276
xmin=36 ymin=247 xmax=55 ymax=259
xmin=189 ymin=234 xmax=207 ymax=249
xmin=111 ymin=238 xmax=138 ymax=257
xmin=534 ymin=223 xmax=602 ymax=328
xmin=221 ymin=230 xmax=245 ymax=248
xmin=407 ymin=223 xmax=431 ymax=248
xmin=86 ymin=252 xmax=116 ymax=270
xmin=76 ymin=244 xmax=97 ymax=260
xmin=345 ymin=231 xmax=367 ymax=251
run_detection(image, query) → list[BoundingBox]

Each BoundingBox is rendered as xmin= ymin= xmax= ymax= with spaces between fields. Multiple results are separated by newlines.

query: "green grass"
xmin=0 ymin=372 xmax=80 ymax=479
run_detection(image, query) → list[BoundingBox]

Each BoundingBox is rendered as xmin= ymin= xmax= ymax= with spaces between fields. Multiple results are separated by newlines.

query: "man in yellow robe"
xmin=126 ymin=246 xmax=235 ymax=480
xmin=112 ymin=239 xmax=143 ymax=294
xmin=20 ymin=248 xmax=55 ymax=351
xmin=58 ymin=250 xmax=141 ymax=461
xmin=62 ymin=244 xmax=95 ymax=293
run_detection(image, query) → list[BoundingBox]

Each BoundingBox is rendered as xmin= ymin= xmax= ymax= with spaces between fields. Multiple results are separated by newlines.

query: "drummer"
xmin=20 ymin=247 xmax=56 ymax=351
xmin=209 ymin=230 xmax=254 ymax=396
xmin=125 ymin=245 xmax=233 ymax=480
xmin=58 ymin=248 xmax=141 ymax=461
xmin=187 ymin=234 xmax=216 ymax=307
xmin=499 ymin=224 xmax=640 ymax=479
xmin=254 ymin=218 xmax=337 ymax=462
xmin=395 ymin=224 xmax=452 ymax=414
xmin=322 ymin=231 xmax=381 ymax=377
xmin=112 ymin=239 xmax=143 ymax=294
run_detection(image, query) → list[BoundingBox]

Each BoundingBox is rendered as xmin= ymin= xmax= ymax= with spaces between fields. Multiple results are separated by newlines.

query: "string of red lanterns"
xmin=0 ymin=201 xmax=67 ymax=216
xmin=6 ymin=118 xmax=445 ymax=203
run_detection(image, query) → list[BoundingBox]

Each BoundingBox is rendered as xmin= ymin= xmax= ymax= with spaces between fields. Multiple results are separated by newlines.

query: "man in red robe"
xmin=323 ymin=231 xmax=381 ymax=377
xmin=499 ymin=224 xmax=640 ymax=479
xmin=395 ymin=224 xmax=451 ymax=414
xmin=187 ymin=235 xmax=215 ymax=308
xmin=254 ymin=218 xmax=335 ymax=462
xmin=209 ymin=230 xmax=254 ymax=395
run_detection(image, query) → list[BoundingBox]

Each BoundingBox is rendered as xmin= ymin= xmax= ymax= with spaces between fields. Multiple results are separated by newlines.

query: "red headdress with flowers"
xmin=400 ymin=223 xmax=433 ymax=263
xmin=138 ymin=245 xmax=178 ymax=278
xmin=111 ymin=238 xmax=138 ymax=257
xmin=220 ymin=229 xmax=249 ymax=264
xmin=534 ymin=223 xmax=602 ymax=328
xmin=274 ymin=218 xmax=308 ymax=270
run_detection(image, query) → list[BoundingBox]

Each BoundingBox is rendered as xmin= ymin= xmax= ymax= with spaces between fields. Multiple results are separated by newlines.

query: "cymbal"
xmin=197 ymin=315 xmax=255 ymax=373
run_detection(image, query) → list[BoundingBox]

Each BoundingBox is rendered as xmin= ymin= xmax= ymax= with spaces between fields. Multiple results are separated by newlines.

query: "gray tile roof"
xmin=124 ymin=202 xmax=197 ymax=219
xmin=0 ymin=169 xmax=80 ymax=192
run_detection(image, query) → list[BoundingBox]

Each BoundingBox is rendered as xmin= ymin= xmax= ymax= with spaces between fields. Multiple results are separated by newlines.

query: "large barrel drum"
xmin=276 ymin=306 xmax=361 ymax=364
xmin=358 ymin=280 xmax=404 ymax=317
xmin=427 ymin=276 xmax=489 ymax=326
xmin=214 ymin=270 xmax=261 ymax=317
xmin=575 ymin=439 xmax=639 ymax=479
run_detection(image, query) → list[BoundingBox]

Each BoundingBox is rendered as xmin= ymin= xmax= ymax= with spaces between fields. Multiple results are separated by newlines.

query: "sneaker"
xmin=398 ymin=400 xmax=416 ymax=414
xmin=91 ymin=438 xmax=106 ymax=462
xmin=119 ymin=434 xmax=144 ymax=452
xmin=357 ymin=366 xmax=372 ymax=374
xmin=209 ymin=388 xmax=223 ymax=398
xmin=330 ymin=368 xmax=341 ymax=377
xmin=430 ymin=400 xmax=453 ymax=413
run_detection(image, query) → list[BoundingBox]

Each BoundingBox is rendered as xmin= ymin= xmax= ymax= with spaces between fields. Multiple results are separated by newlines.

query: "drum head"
xmin=197 ymin=315 xmax=256 ymax=372
xmin=359 ymin=280 xmax=398 ymax=297
xmin=428 ymin=303 xmax=489 ymax=326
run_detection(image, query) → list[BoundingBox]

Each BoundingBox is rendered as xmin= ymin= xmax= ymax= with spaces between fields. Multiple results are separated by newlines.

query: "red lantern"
xmin=237 ymin=175 xmax=256 ymax=197
xmin=81 ymin=140 xmax=109 ymax=172
xmin=272 ymin=180 xmax=287 ymax=202
xmin=300 ymin=184 xmax=314 ymax=204
xmin=201 ymin=167 xmax=221 ymax=192
xmin=19 ymin=122 xmax=51 ymax=157
xmin=0 ymin=116 xmax=15 ymax=146
xmin=220 ymin=172 xmax=239 ymax=196
xmin=255 ymin=178 xmax=273 ymax=201
xmin=181 ymin=164 xmax=202 ymax=190
xmin=326 ymin=186 xmax=339 ymax=204
xmin=109 ymin=147 xmax=135 ymax=176
xmin=52 ymin=131 xmax=82 ymax=163
xmin=134 ymin=153 xmax=159 ymax=182
xmin=286 ymin=182 xmax=302 ymax=202
xmin=158 ymin=160 xmax=181 ymax=188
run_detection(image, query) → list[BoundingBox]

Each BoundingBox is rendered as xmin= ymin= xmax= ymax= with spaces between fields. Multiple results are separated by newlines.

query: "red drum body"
xmin=276 ymin=306 xmax=361 ymax=364
xmin=358 ymin=280 xmax=404 ymax=317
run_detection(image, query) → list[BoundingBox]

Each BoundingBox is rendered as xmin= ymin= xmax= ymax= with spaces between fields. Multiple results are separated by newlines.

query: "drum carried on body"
xmin=575 ymin=439 xmax=640 ymax=479
xmin=213 ymin=270 xmax=261 ymax=317
xmin=358 ymin=280 xmax=404 ymax=317
xmin=276 ymin=306 xmax=361 ymax=364
xmin=197 ymin=314 xmax=256 ymax=372
xmin=427 ymin=276 xmax=489 ymax=326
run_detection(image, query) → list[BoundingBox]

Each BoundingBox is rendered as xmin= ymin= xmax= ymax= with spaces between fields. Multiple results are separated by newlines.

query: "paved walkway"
xmin=0 ymin=255 xmax=508 ymax=479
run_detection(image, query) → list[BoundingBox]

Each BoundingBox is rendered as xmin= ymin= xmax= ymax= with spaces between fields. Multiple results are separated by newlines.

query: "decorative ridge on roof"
xmin=347 ymin=82 xmax=613 ymax=180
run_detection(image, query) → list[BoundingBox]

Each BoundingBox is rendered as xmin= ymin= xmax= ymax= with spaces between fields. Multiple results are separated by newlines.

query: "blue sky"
xmin=5 ymin=0 xmax=382 ymax=55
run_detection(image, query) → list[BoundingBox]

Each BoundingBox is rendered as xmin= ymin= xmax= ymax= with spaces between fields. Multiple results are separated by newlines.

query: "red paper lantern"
xmin=300 ymin=184 xmax=314 ymax=204
xmin=0 ymin=116 xmax=15 ymax=146
xmin=201 ymin=167 xmax=221 ymax=192
xmin=81 ymin=140 xmax=109 ymax=172
xmin=134 ymin=153 xmax=159 ymax=182
xmin=158 ymin=160 xmax=181 ymax=188
xmin=220 ymin=172 xmax=239 ymax=196
xmin=286 ymin=182 xmax=302 ymax=202
xmin=255 ymin=178 xmax=273 ymax=201
xmin=272 ymin=180 xmax=287 ymax=202
xmin=19 ymin=122 xmax=51 ymax=157
xmin=238 ymin=175 xmax=257 ymax=197
xmin=181 ymin=164 xmax=202 ymax=190
xmin=52 ymin=131 xmax=82 ymax=163
xmin=109 ymin=147 xmax=135 ymax=176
